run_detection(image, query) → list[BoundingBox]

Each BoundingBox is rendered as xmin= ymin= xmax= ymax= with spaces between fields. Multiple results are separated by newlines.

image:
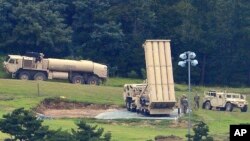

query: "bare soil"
xmin=155 ymin=135 xmax=183 ymax=141
xmin=35 ymin=98 xmax=121 ymax=118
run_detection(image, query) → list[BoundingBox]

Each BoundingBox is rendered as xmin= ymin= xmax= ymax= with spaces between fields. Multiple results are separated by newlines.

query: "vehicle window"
xmin=9 ymin=59 xmax=15 ymax=64
xmin=5 ymin=56 xmax=10 ymax=62
xmin=241 ymin=95 xmax=244 ymax=99
xmin=226 ymin=95 xmax=231 ymax=98
xmin=232 ymin=95 xmax=239 ymax=98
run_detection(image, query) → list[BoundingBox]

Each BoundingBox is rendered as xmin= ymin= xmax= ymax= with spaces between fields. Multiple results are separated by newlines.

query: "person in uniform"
xmin=194 ymin=93 xmax=200 ymax=110
xmin=180 ymin=94 xmax=188 ymax=114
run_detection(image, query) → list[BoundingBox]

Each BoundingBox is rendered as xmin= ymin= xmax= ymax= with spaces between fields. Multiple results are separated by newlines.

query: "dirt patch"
xmin=169 ymin=120 xmax=188 ymax=128
xmin=155 ymin=135 xmax=183 ymax=141
xmin=35 ymin=98 xmax=121 ymax=118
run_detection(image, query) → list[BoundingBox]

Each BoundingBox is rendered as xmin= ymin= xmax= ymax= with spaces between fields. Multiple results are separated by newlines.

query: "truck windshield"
xmin=5 ymin=56 xmax=10 ymax=62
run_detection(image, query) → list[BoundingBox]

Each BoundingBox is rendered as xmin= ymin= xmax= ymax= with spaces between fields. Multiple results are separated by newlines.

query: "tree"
xmin=0 ymin=108 xmax=50 ymax=141
xmin=0 ymin=0 xmax=72 ymax=57
xmin=72 ymin=120 xmax=111 ymax=141
xmin=186 ymin=121 xmax=213 ymax=141
xmin=0 ymin=108 xmax=112 ymax=141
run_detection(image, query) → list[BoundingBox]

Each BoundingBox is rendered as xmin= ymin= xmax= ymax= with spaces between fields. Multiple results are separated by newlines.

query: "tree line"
xmin=0 ymin=0 xmax=249 ymax=86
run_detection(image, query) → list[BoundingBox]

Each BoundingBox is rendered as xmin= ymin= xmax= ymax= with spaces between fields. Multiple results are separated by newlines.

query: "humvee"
xmin=202 ymin=91 xmax=248 ymax=112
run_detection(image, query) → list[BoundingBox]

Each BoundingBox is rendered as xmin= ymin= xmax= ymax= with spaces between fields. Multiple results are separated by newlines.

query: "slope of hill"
xmin=0 ymin=78 xmax=249 ymax=141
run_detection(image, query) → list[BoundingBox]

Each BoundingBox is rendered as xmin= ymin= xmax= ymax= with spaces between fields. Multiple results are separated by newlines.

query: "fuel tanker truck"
xmin=3 ymin=52 xmax=107 ymax=85
xmin=123 ymin=40 xmax=176 ymax=115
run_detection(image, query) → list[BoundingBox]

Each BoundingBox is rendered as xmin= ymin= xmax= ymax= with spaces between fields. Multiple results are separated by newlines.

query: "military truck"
xmin=3 ymin=52 xmax=107 ymax=85
xmin=123 ymin=40 xmax=176 ymax=115
xmin=202 ymin=90 xmax=248 ymax=112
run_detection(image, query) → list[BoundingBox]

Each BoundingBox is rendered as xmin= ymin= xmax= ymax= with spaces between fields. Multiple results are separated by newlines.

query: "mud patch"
xmin=35 ymin=98 xmax=120 ymax=118
xmin=155 ymin=135 xmax=183 ymax=141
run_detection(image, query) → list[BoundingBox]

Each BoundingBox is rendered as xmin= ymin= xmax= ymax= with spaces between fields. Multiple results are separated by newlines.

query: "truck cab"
xmin=3 ymin=55 xmax=23 ymax=75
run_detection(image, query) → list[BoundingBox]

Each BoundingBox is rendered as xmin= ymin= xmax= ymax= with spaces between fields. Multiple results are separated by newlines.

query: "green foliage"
xmin=47 ymin=129 xmax=74 ymax=141
xmin=186 ymin=121 xmax=214 ymax=141
xmin=0 ymin=108 xmax=111 ymax=141
xmin=0 ymin=0 xmax=72 ymax=56
xmin=72 ymin=120 xmax=111 ymax=141
xmin=0 ymin=108 xmax=50 ymax=141
xmin=127 ymin=70 xmax=139 ymax=78
xmin=0 ymin=0 xmax=250 ymax=85
xmin=140 ymin=68 xmax=146 ymax=79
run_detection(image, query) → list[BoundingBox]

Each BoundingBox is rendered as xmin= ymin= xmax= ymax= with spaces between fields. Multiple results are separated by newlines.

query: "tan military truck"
xmin=202 ymin=90 xmax=248 ymax=112
xmin=123 ymin=40 xmax=176 ymax=115
xmin=3 ymin=52 xmax=107 ymax=85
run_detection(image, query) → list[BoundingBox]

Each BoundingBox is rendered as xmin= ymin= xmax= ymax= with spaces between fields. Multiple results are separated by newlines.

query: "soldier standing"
xmin=180 ymin=94 xmax=188 ymax=114
xmin=194 ymin=93 xmax=200 ymax=109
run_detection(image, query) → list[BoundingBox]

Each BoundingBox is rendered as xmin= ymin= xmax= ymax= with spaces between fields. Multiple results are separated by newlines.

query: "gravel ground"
xmin=95 ymin=108 xmax=183 ymax=120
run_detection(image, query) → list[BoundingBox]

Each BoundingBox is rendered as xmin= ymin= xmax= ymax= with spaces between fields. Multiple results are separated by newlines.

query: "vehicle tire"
xmin=126 ymin=101 xmax=131 ymax=111
xmin=205 ymin=101 xmax=212 ymax=110
xmin=71 ymin=75 xmax=84 ymax=84
xmin=87 ymin=76 xmax=100 ymax=85
xmin=241 ymin=105 xmax=248 ymax=112
xmin=225 ymin=103 xmax=233 ymax=112
xmin=33 ymin=72 xmax=47 ymax=81
xmin=18 ymin=71 xmax=30 ymax=80
xmin=141 ymin=109 xmax=150 ymax=116
xmin=131 ymin=106 xmax=137 ymax=112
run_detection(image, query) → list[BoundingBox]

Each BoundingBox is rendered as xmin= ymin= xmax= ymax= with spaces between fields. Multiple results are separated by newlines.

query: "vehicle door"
xmin=217 ymin=94 xmax=224 ymax=107
xmin=210 ymin=92 xmax=217 ymax=106
xmin=5 ymin=58 xmax=18 ymax=73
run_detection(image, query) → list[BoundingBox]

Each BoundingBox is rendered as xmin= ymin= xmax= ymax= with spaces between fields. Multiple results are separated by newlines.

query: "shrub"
xmin=127 ymin=70 xmax=138 ymax=78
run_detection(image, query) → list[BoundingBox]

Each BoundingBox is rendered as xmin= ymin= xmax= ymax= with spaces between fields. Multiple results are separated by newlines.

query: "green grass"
xmin=0 ymin=79 xmax=124 ymax=116
xmin=41 ymin=119 xmax=186 ymax=141
xmin=0 ymin=78 xmax=250 ymax=141
xmin=104 ymin=77 xmax=144 ymax=87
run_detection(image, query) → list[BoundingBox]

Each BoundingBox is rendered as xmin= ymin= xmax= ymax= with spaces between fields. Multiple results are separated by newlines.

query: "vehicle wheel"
xmin=141 ymin=109 xmax=150 ymax=116
xmin=18 ymin=71 xmax=30 ymax=80
xmin=131 ymin=106 xmax=137 ymax=112
xmin=126 ymin=101 xmax=131 ymax=111
xmin=241 ymin=105 xmax=248 ymax=112
xmin=225 ymin=103 xmax=233 ymax=112
xmin=87 ymin=76 xmax=100 ymax=85
xmin=71 ymin=75 xmax=84 ymax=84
xmin=34 ymin=72 xmax=47 ymax=81
xmin=205 ymin=101 xmax=212 ymax=110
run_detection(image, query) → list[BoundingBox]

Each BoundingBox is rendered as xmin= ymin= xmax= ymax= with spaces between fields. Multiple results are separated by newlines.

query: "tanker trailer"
xmin=3 ymin=52 xmax=107 ymax=85
xmin=123 ymin=40 xmax=176 ymax=115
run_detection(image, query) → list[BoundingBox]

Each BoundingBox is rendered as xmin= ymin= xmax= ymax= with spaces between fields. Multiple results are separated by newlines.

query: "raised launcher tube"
xmin=143 ymin=40 xmax=176 ymax=115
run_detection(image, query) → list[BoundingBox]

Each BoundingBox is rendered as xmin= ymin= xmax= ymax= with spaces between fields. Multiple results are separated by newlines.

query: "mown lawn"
xmin=0 ymin=78 xmax=250 ymax=141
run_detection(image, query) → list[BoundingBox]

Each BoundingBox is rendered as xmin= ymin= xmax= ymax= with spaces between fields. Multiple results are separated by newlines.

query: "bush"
xmin=0 ymin=108 xmax=50 ymax=141
xmin=72 ymin=120 xmax=111 ymax=141
xmin=127 ymin=70 xmax=138 ymax=78
xmin=0 ymin=108 xmax=112 ymax=141
xmin=186 ymin=121 xmax=213 ymax=141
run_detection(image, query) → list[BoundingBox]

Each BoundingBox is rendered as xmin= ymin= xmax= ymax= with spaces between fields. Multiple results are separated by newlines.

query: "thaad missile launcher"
xmin=123 ymin=40 xmax=176 ymax=115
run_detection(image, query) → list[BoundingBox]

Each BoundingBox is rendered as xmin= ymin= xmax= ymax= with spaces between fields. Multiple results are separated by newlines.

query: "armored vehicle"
xmin=202 ymin=91 xmax=248 ymax=112
xmin=123 ymin=40 xmax=176 ymax=115
xmin=3 ymin=52 xmax=107 ymax=85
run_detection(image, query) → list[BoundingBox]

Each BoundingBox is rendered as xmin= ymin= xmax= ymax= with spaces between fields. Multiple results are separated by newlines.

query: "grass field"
xmin=0 ymin=78 xmax=250 ymax=141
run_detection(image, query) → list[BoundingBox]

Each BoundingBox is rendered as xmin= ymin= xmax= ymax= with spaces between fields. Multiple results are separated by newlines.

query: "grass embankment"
xmin=0 ymin=78 xmax=250 ymax=141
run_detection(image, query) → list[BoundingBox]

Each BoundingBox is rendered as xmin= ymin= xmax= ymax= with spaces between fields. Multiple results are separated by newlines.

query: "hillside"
xmin=0 ymin=78 xmax=249 ymax=141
